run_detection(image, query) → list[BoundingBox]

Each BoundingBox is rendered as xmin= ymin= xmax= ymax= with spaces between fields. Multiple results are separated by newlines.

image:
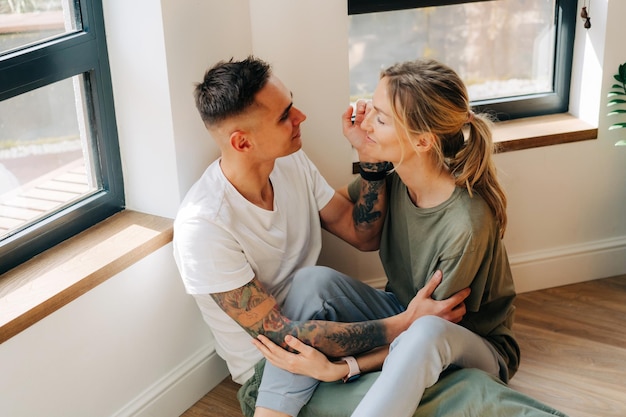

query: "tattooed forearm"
xmin=282 ymin=319 xmax=388 ymax=358
xmin=353 ymin=179 xmax=384 ymax=226
xmin=211 ymin=279 xmax=283 ymax=333
xmin=212 ymin=279 xmax=391 ymax=356
xmin=322 ymin=320 xmax=388 ymax=357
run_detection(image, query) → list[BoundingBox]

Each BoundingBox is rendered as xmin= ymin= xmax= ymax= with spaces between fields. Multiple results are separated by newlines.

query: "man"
xmin=173 ymin=56 xmax=468 ymax=417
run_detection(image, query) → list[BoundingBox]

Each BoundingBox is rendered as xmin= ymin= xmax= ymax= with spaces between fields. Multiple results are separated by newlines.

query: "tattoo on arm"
xmin=323 ymin=321 xmax=388 ymax=357
xmin=353 ymin=179 xmax=384 ymax=226
xmin=211 ymin=279 xmax=390 ymax=356
xmin=211 ymin=279 xmax=286 ymax=336
xmin=264 ymin=316 xmax=388 ymax=357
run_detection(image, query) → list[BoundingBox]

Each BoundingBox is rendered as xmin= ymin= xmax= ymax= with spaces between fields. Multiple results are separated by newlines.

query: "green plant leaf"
xmin=607 ymin=63 xmax=626 ymax=140
xmin=608 ymin=98 xmax=626 ymax=106
xmin=620 ymin=63 xmax=626 ymax=81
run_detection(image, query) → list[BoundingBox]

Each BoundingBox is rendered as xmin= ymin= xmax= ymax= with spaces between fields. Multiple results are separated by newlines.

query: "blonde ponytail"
xmin=382 ymin=59 xmax=507 ymax=237
xmin=450 ymin=114 xmax=507 ymax=237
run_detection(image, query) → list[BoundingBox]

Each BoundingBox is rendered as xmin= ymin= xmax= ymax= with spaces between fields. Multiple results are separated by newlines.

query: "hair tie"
xmin=466 ymin=110 xmax=475 ymax=124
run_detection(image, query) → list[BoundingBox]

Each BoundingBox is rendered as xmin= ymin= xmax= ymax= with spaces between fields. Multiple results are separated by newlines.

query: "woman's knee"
xmin=411 ymin=315 xmax=451 ymax=335
xmin=392 ymin=316 xmax=451 ymax=350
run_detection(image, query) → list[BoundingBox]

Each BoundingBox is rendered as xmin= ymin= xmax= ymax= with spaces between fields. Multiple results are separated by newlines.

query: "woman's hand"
xmin=252 ymin=334 xmax=348 ymax=382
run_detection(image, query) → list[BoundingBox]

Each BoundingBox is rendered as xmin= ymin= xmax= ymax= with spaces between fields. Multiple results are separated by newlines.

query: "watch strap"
xmin=341 ymin=356 xmax=361 ymax=383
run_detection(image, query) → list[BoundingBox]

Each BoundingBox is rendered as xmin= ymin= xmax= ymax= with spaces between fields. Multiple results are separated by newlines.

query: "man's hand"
xmin=404 ymin=270 xmax=470 ymax=324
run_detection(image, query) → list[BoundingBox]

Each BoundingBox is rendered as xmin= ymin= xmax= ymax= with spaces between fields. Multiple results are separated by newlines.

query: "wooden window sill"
xmin=492 ymin=113 xmax=597 ymax=152
xmin=0 ymin=113 xmax=597 ymax=344
xmin=0 ymin=210 xmax=173 ymax=344
xmin=353 ymin=112 xmax=597 ymax=173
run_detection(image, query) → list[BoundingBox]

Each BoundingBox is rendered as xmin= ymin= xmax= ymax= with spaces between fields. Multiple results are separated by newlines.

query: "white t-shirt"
xmin=173 ymin=150 xmax=335 ymax=383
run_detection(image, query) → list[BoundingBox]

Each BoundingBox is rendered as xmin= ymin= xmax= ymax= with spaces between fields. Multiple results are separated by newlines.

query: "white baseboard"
xmin=112 ymin=344 xmax=230 ymax=417
xmin=363 ymin=235 xmax=626 ymax=294
xmin=509 ymin=236 xmax=626 ymax=293
xmin=111 ymin=237 xmax=626 ymax=417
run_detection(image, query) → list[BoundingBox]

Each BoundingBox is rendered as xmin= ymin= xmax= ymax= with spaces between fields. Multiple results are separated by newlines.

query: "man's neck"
xmin=220 ymin=156 xmax=275 ymax=210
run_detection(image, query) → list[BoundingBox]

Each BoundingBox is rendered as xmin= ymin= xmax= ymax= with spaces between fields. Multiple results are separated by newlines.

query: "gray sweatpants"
xmin=255 ymin=265 xmax=404 ymax=416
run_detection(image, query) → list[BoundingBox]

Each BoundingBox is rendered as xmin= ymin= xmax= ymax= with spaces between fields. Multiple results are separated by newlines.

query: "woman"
xmin=254 ymin=59 xmax=520 ymax=417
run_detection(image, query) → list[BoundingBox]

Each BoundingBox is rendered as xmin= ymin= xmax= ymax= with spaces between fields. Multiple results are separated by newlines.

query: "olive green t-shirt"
xmin=349 ymin=173 xmax=520 ymax=378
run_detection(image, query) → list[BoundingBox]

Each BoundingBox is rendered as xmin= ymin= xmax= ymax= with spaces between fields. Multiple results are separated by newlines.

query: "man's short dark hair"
xmin=194 ymin=56 xmax=272 ymax=126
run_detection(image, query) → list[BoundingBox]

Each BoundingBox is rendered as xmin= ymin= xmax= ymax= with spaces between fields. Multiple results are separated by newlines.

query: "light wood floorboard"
xmin=181 ymin=275 xmax=626 ymax=417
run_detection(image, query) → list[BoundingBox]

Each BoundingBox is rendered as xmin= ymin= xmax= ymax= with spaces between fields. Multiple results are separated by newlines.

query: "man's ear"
xmin=229 ymin=130 xmax=252 ymax=152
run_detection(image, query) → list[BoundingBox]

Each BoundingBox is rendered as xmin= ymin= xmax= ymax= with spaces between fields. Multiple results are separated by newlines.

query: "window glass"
xmin=0 ymin=0 xmax=81 ymax=55
xmin=0 ymin=0 xmax=122 ymax=274
xmin=0 ymin=75 xmax=99 ymax=240
xmin=349 ymin=0 xmax=556 ymax=105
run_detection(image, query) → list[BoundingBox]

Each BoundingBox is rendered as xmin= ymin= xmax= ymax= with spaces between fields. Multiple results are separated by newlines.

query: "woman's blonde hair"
xmin=381 ymin=59 xmax=507 ymax=237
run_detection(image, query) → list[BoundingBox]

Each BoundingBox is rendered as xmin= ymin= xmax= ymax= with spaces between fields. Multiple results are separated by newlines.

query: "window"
xmin=348 ymin=0 xmax=577 ymax=120
xmin=0 ymin=0 xmax=123 ymax=274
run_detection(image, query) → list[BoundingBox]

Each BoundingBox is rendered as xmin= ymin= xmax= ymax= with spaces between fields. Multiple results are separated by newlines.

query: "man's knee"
xmin=283 ymin=266 xmax=347 ymax=320
xmin=285 ymin=266 xmax=399 ymax=322
xmin=288 ymin=266 xmax=358 ymax=308
xmin=290 ymin=265 xmax=344 ymax=294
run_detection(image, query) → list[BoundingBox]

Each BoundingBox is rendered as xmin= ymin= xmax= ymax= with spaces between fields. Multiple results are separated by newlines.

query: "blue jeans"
xmin=255 ymin=265 xmax=404 ymax=416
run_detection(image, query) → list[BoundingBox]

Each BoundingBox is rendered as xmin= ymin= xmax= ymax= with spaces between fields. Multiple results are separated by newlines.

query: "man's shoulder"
xmin=176 ymin=160 xmax=227 ymax=222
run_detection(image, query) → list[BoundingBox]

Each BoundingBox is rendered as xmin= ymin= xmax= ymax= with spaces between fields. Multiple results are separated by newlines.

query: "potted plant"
xmin=607 ymin=61 xmax=626 ymax=146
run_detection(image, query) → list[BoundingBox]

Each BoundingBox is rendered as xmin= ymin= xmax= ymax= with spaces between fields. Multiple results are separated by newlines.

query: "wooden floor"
xmin=181 ymin=275 xmax=626 ymax=417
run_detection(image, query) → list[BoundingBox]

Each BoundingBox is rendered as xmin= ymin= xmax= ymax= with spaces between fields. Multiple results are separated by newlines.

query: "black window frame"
xmin=348 ymin=0 xmax=577 ymax=121
xmin=0 ymin=0 xmax=124 ymax=274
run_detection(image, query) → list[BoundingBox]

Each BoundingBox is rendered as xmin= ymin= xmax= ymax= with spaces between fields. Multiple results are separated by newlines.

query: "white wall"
xmin=499 ymin=0 xmax=626 ymax=291
xmin=0 ymin=1 xmax=624 ymax=416
xmin=0 ymin=245 xmax=228 ymax=417
xmin=249 ymin=0 xmax=626 ymax=292
xmin=248 ymin=0 xmax=387 ymax=281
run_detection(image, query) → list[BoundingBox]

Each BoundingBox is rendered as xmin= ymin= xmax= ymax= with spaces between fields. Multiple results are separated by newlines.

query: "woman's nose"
xmin=360 ymin=111 xmax=372 ymax=131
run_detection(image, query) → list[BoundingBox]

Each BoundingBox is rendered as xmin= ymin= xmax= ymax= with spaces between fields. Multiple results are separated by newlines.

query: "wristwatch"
xmin=341 ymin=356 xmax=361 ymax=383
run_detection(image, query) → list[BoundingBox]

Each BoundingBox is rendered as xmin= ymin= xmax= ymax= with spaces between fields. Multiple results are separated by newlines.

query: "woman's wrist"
xmin=325 ymin=360 xmax=350 ymax=382
xmin=358 ymin=162 xmax=392 ymax=181
xmin=359 ymin=161 xmax=391 ymax=173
